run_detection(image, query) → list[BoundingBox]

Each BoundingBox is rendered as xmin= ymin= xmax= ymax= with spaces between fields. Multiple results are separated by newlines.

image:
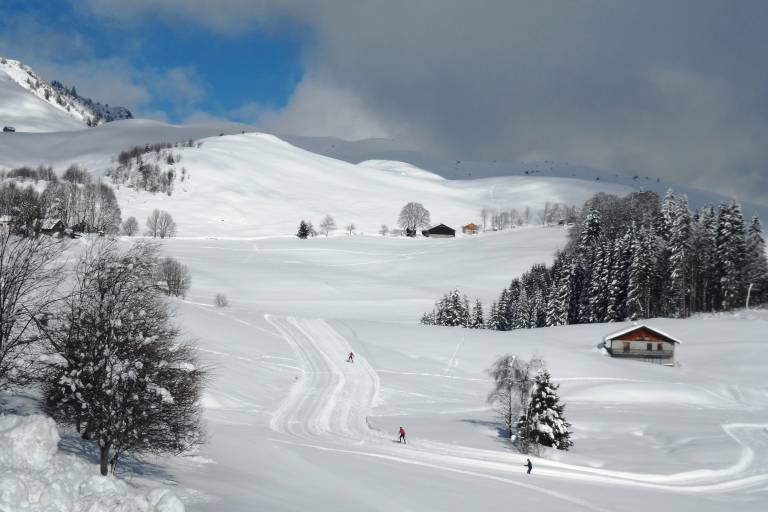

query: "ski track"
xmin=263 ymin=313 xmax=768 ymax=501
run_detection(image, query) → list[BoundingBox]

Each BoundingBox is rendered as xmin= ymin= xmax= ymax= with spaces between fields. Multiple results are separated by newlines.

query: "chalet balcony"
xmin=608 ymin=348 xmax=674 ymax=359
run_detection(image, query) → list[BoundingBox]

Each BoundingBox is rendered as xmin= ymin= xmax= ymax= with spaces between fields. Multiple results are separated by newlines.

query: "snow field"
xmin=145 ymin=231 xmax=768 ymax=511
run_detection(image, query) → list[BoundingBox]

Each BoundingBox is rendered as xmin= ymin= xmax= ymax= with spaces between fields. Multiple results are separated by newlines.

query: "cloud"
xmin=57 ymin=1 xmax=768 ymax=204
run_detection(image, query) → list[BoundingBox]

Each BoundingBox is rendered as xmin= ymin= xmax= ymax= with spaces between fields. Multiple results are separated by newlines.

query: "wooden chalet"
xmin=462 ymin=223 xmax=479 ymax=235
xmin=422 ymin=224 xmax=456 ymax=238
xmin=603 ymin=324 xmax=680 ymax=364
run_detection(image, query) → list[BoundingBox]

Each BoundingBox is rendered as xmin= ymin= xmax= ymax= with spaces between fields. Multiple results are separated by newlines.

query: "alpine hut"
xmin=602 ymin=324 xmax=680 ymax=364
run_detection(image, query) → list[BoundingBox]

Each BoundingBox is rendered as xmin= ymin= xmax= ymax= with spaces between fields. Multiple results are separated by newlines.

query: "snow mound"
xmin=0 ymin=414 xmax=184 ymax=512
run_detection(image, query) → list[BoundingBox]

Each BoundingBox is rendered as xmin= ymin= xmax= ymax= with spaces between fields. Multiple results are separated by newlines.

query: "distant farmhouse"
xmin=37 ymin=218 xmax=66 ymax=236
xmin=602 ymin=324 xmax=680 ymax=365
xmin=422 ymin=224 xmax=456 ymax=238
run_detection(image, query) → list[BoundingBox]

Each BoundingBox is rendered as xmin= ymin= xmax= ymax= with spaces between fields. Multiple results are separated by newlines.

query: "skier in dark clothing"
xmin=525 ymin=458 xmax=533 ymax=474
xmin=347 ymin=352 xmax=354 ymax=363
xmin=398 ymin=426 xmax=406 ymax=444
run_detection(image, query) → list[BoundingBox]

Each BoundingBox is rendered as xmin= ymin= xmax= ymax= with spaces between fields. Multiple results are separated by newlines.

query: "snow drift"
xmin=0 ymin=414 xmax=184 ymax=512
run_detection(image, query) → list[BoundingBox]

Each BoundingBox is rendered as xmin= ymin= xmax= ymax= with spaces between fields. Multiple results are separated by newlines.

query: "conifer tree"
xmin=716 ymin=202 xmax=747 ymax=310
xmin=516 ymin=370 xmax=573 ymax=452
xmin=296 ymin=220 xmax=310 ymax=239
xmin=668 ymin=196 xmax=691 ymax=317
xmin=470 ymin=299 xmax=485 ymax=329
xmin=746 ymin=215 xmax=768 ymax=304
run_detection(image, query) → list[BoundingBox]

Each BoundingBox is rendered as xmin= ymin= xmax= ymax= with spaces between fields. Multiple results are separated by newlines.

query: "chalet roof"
xmin=39 ymin=218 xmax=63 ymax=230
xmin=603 ymin=324 xmax=682 ymax=344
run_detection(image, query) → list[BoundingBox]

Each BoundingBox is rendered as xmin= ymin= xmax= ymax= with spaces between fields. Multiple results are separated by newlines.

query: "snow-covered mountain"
xmin=0 ymin=57 xmax=131 ymax=132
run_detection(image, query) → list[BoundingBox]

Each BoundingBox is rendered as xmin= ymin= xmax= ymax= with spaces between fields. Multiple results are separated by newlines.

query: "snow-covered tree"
xmin=318 ymin=215 xmax=336 ymax=236
xmin=379 ymin=224 xmax=389 ymax=236
xmin=626 ymin=227 xmax=658 ymax=320
xmin=486 ymin=355 xmax=544 ymax=440
xmin=469 ymin=299 xmax=485 ymax=329
xmin=40 ymin=241 xmax=206 ymax=476
xmin=398 ymin=202 xmax=431 ymax=236
xmin=427 ymin=289 xmax=471 ymax=327
xmin=516 ymin=370 xmax=573 ymax=452
xmin=746 ymin=215 xmax=768 ymax=304
xmin=668 ymin=196 xmax=691 ymax=317
xmin=716 ymin=202 xmax=747 ymax=310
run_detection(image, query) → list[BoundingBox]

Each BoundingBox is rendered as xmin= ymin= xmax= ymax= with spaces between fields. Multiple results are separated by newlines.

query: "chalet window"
xmin=657 ymin=343 xmax=663 ymax=351
xmin=646 ymin=343 xmax=652 ymax=351
xmin=623 ymin=342 xmax=630 ymax=352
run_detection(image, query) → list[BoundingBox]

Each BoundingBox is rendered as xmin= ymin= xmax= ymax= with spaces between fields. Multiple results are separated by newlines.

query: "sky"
xmin=1 ymin=0 xmax=767 ymax=205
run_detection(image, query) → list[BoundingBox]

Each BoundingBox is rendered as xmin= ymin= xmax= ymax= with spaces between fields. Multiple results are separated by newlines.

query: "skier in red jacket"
xmin=398 ymin=426 xmax=406 ymax=444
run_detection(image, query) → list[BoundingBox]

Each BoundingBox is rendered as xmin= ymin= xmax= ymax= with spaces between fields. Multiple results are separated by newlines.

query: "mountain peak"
xmin=0 ymin=56 xmax=132 ymax=132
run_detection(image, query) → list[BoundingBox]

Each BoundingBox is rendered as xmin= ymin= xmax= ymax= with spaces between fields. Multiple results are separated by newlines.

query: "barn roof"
xmin=603 ymin=324 xmax=682 ymax=344
xmin=425 ymin=223 xmax=455 ymax=233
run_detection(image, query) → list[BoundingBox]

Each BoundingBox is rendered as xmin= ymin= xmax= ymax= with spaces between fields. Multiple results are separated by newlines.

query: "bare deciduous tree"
xmin=379 ymin=224 xmax=389 ymax=236
xmin=319 ymin=215 xmax=336 ymax=236
xmin=398 ymin=202 xmax=431 ymax=236
xmin=156 ymin=256 xmax=191 ymax=297
xmin=146 ymin=209 xmax=176 ymax=239
xmin=40 ymin=241 xmax=206 ymax=476
xmin=486 ymin=354 xmax=545 ymax=448
xmin=121 ymin=216 xmax=139 ymax=236
xmin=214 ymin=293 xmax=229 ymax=307
xmin=345 ymin=223 xmax=356 ymax=235
xmin=0 ymin=232 xmax=65 ymax=390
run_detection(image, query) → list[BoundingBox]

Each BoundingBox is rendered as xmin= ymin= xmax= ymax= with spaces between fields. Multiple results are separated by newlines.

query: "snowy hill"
xmin=0 ymin=57 xmax=131 ymax=131
xmin=0 ymin=123 xmax=632 ymax=237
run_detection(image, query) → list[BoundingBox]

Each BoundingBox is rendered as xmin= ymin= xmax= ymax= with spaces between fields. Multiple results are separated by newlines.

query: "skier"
xmin=525 ymin=458 xmax=533 ymax=474
xmin=347 ymin=352 xmax=354 ymax=363
xmin=398 ymin=426 xmax=406 ymax=444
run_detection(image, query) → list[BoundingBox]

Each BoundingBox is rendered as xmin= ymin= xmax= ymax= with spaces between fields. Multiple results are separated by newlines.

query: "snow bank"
xmin=0 ymin=414 xmax=184 ymax=512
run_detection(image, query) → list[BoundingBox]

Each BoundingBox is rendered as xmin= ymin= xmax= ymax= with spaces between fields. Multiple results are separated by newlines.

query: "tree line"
xmin=422 ymin=190 xmax=768 ymax=329
xmin=1 ymin=166 xmax=121 ymax=235
xmin=0 ymin=234 xmax=203 ymax=476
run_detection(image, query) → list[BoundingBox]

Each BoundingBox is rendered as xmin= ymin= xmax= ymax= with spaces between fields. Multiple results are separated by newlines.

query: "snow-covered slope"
xmin=0 ymin=57 xmax=133 ymax=132
xmin=0 ymin=124 xmax=632 ymax=237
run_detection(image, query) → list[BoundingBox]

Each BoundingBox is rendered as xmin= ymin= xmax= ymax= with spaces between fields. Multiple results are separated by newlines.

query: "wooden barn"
xmin=38 ymin=218 xmax=65 ymax=236
xmin=603 ymin=324 xmax=680 ymax=364
xmin=422 ymin=224 xmax=456 ymax=238
xmin=462 ymin=223 xmax=479 ymax=235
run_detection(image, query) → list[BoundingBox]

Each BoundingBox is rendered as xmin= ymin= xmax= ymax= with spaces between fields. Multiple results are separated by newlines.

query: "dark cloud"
xmin=65 ymin=2 xmax=768 ymax=203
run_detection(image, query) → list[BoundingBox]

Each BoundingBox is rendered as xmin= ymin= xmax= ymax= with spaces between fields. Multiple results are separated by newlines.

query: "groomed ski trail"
xmin=265 ymin=314 xmax=768 ymax=497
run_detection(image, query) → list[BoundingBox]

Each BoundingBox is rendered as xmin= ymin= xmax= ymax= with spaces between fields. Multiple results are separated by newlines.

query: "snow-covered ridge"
xmin=0 ymin=414 xmax=183 ymax=511
xmin=0 ymin=57 xmax=131 ymax=131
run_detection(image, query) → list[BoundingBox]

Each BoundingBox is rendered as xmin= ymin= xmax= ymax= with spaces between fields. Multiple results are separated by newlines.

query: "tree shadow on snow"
xmin=460 ymin=419 xmax=516 ymax=446
xmin=58 ymin=434 xmax=175 ymax=482
xmin=0 ymin=391 xmax=42 ymax=416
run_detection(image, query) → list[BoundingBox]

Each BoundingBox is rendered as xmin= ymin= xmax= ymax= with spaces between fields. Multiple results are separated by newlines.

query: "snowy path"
xmin=264 ymin=314 xmax=768 ymax=498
